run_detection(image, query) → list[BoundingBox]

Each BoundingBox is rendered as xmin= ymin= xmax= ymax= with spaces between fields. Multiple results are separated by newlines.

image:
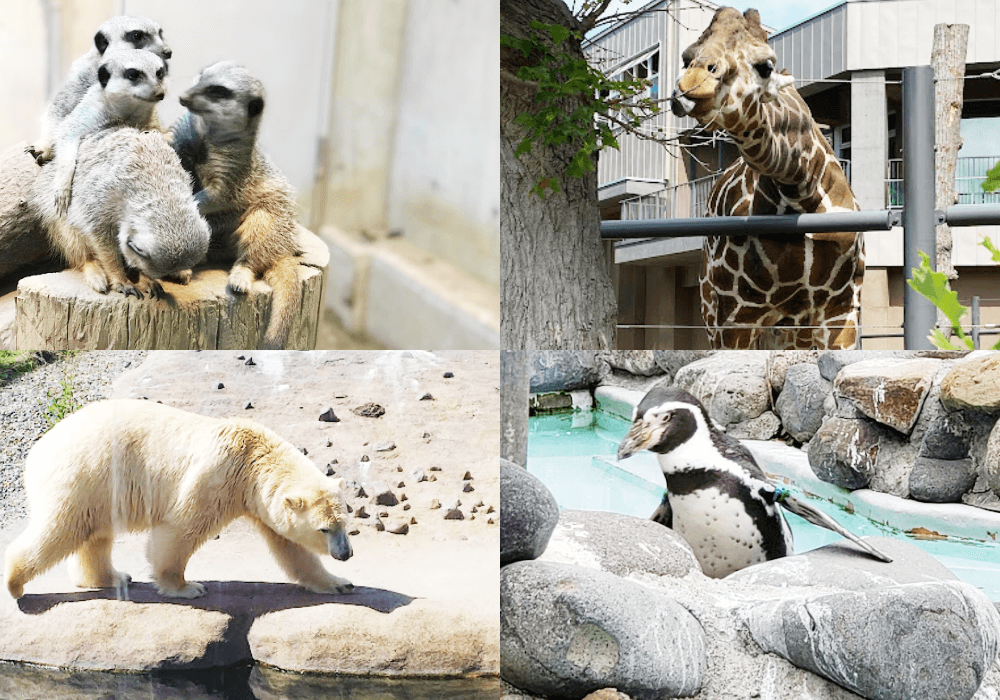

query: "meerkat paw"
xmin=25 ymin=143 xmax=53 ymax=165
xmin=166 ymin=269 xmax=193 ymax=285
xmin=136 ymin=275 xmax=164 ymax=299
xmin=227 ymin=265 xmax=255 ymax=294
xmin=83 ymin=264 xmax=109 ymax=294
xmin=54 ymin=187 xmax=72 ymax=217
xmin=113 ymin=283 xmax=144 ymax=299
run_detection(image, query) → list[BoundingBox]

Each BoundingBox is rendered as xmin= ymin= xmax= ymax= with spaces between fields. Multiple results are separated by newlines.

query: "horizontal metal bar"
xmin=601 ymin=210 xmax=899 ymax=239
xmin=944 ymin=204 xmax=1000 ymax=227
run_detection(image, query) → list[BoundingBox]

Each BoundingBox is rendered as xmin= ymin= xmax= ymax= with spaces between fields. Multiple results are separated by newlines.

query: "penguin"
xmin=617 ymin=385 xmax=892 ymax=578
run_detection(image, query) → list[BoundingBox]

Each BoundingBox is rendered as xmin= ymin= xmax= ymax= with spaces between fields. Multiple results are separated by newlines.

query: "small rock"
xmin=463 ymin=483 xmax=474 ymax=492
xmin=430 ymin=499 xmax=441 ymax=509
xmin=429 ymin=466 xmax=442 ymax=472
xmin=373 ymin=486 xmax=399 ymax=507
xmin=410 ymin=468 xmax=427 ymax=483
xmin=325 ymin=466 xmax=335 ymax=476
xmin=361 ymin=455 xmax=370 ymax=462
xmin=245 ymin=357 xmax=256 ymax=366
xmin=352 ymin=403 xmax=385 ymax=418
xmin=400 ymin=493 xmax=408 ymax=502
xmin=375 ymin=518 xmax=385 ymax=532
xmin=345 ymin=504 xmax=352 ymax=513
xmin=299 ymin=447 xmax=308 ymax=456
xmin=326 ymin=440 xmax=333 ymax=448
xmin=217 ymin=383 xmax=225 ymax=390
xmin=329 ymin=458 xmax=338 ymax=464
xmin=396 ymin=466 xmax=403 ymax=472
xmin=237 ymin=355 xmax=245 ymax=360
xmin=420 ymin=393 xmax=434 ymax=401
xmin=808 ymin=416 xmax=881 ymax=489
xmin=355 ymin=506 xmax=369 ymax=518
xmin=486 ymin=505 xmax=495 ymax=514
xmin=244 ymin=402 xmax=254 ymax=410
xmin=471 ymin=506 xmax=478 ymax=513
xmin=375 ymin=441 xmax=396 ymax=452
xmin=356 ymin=486 xmax=368 ymax=499
xmin=443 ymin=372 xmax=454 ymax=378
xmin=378 ymin=510 xmax=389 ymax=518
xmin=410 ymin=517 xmax=417 ymax=525
xmin=429 ymin=475 xmax=437 ymax=482
xmin=444 ymin=508 xmax=464 ymax=520
xmin=403 ymin=503 xmax=411 ymax=511
xmin=348 ymin=528 xmax=360 ymax=536
xmin=389 ymin=522 xmax=409 ymax=535
xmin=488 ymin=518 xmax=495 ymax=525
xmin=319 ymin=408 xmax=340 ymax=423
xmin=463 ymin=471 xmax=473 ymax=481
xmin=422 ymin=432 xmax=431 ymax=439
xmin=469 ymin=515 xmax=475 ymax=521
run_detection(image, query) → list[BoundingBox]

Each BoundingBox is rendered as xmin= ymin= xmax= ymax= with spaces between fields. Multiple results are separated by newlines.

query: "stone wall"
xmin=530 ymin=350 xmax=1000 ymax=511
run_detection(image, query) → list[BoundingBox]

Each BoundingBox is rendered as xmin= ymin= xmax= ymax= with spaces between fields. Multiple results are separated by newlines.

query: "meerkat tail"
xmin=261 ymin=256 xmax=301 ymax=349
xmin=781 ymin=495 xmax=893 ymax=563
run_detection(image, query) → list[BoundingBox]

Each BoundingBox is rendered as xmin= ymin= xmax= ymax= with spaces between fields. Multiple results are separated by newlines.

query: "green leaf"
xmin=928 ymin=327 xmax=972 ymax=352
xmin=908 ymin=251 xmax=966 ymax=328
xmin=982 ymin=236 xmax=1000 ymax=263
xmin=983 ymin=161 xmax=1000 ymax=193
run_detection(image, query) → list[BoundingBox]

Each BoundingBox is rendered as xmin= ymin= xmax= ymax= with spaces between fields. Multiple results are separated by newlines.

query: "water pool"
xmin=528 ymin=410 xmax=1000 ymax=602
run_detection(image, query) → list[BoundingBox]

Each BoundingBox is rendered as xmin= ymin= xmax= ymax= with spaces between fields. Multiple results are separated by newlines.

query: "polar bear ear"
xmin=327 ymin=476 xmax=345 ymax=491
xmin=283 ymin=493 xmax=308 ymax=512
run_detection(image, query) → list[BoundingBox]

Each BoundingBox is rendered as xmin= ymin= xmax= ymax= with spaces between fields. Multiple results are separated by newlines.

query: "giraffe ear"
xmin=743 ymin=9 xmax=769 ymax=42
xmin=762 ymin=69 xmax=796 ymax=102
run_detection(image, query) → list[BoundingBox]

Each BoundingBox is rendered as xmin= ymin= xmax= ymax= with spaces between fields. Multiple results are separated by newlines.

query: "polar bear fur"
xmin=5 ymin=399 xmax=354 ymax=599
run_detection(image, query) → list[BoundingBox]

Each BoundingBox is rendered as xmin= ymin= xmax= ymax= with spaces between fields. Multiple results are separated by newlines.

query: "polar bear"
xmin=5 ymin=399 xmax=354 ymax=599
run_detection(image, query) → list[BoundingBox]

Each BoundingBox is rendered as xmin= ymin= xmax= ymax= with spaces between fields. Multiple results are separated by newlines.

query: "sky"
xmin=566 ymin=0 xmax=843 ymax=34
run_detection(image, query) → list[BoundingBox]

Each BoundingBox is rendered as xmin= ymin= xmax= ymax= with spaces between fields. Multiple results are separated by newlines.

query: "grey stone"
xmin=833 ymin=358 xmax=941 ymax=434
xmin=674 ymin=352 xmax=770 ymax=426
xmin=597 ymin=351 xmax=666 ymax=377
xmin=908 ymin=456 xmax=977 ymax=503
xmin=726 ymin=411 xmax=781 ymax=440
xmin=766 ymin=350 xmax=819 ymax=393
xmin=808 ymin=417 xmax=882 ymax=489
xmin=817 ymin=350 xmax=911 ymax=382
xmin=941 ymin=354 xmax=1000 ymax=414
xmin=985 ymin=421 xmax=1000 ymax=497
xmin=775 ymin=362 xmax=831 ymax=442
xmin=538 ymin=510 xmax=701 ymax=579
xmin=500 ymin=459 xmax=559 ymax=567
xmin=728 ymin=536 xmax=958 ymax=590
xmin=530 ymin=352 xmax=601 ymax=393
xmin=744 ymin=580 xmax=1000 ymax=700
xmin=651 ymin=351 xmax=714 ymax=381
xmin=501 ymin=561 xmax=706 ymax=700
xmin=921 ymin=412 xmax=974 ymax=459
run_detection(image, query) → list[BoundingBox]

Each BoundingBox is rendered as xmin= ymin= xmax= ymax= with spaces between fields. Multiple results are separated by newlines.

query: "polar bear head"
xmin=280 ymin=477 xmax=353 ymax=561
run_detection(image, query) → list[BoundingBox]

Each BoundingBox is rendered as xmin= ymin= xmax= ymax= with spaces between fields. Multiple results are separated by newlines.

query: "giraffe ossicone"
xmin=672 ymin=7 xmax=864 ymax=350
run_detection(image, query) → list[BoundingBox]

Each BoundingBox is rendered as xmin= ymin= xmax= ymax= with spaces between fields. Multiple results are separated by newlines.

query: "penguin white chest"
xmin=671 ymin=488 xmax=773 ymax=578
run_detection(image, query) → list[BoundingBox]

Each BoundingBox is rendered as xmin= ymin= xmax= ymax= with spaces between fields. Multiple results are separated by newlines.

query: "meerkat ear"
xmin=98 ymin=65 xmax=111 ymax=89
xmin=248 ymin=97 xmax=264 ymax=118
xmin=94 ymin=30 xmax=110 ymax=55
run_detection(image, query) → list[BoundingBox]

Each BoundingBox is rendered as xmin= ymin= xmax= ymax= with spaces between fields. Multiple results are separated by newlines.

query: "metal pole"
xmin=902 ymin=66 xmax=937 ymax=350
xmin=600 ymin=209 xmax=898 ymax=239
xmin=971 ymin=295 xmax=981 ymax=350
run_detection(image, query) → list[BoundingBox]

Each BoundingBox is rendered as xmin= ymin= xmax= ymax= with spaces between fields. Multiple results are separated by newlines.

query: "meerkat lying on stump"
xmin=32 ymin=127 xmax=210 ymax=299
xmin=46 ymin=48 xmax=168 ymax=217
xmin=27 ymin=15 xmax=171 ymax=165
xmin=170 ymin=61 xmax=300 ymax=349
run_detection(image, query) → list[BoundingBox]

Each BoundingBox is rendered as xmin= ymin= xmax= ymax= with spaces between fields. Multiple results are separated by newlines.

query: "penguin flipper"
xmin=650 ymin=493 xmax=673 ymax=529
xmin=782 ymin=495 xmax=893 ymax=563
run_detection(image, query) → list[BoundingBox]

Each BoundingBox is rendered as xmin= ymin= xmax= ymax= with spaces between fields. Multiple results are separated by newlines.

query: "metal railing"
xmin=621 ymin=174 xmax=719 ymax=220
xmin=889 ymin=156 xmax=1000 ymax=209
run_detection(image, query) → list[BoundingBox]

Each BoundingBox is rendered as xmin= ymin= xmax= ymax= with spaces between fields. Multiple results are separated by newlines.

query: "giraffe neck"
xmin=723 ymin=88 xmax=854 ymax=213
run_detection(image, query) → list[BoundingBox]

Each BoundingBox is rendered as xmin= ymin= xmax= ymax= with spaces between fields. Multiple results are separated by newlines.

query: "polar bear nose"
xmin=327 ymin=529 xmax=353 ymax=561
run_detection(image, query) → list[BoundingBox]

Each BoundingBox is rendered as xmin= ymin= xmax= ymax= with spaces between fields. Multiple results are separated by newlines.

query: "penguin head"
xmin=617 ymin=386 xmax=712 ymax=460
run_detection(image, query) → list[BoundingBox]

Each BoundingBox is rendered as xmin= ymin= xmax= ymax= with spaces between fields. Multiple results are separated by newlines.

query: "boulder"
xmin=500 ymin=458 xmax=559 ymax=566
xmin=920 ymin=411 xmax=974 ymax=460
xmin=726 ymin=410 xmax=781 ymax=440
xmin=817 ymin=350 xmax=911 ymax=382
xmin=775 ymin=362 xmax=831 ymax=442
xmin=808 ymin=417 xmax=882 ymax=489
xmin=744 ymin=580 xmax=1000 ymax=700
xmin=833 ymin=357 xmax=941 ymax=434
xmin=538 ymin=509 xmax=702 ymax=579
xmin=674 ymin=352 xmax=770 ymax=427
xmin=984 ymin=420 xmax=1000 ymax=497
xmin=908 ymin=456 xmax=977 ymax=503
xmin=940 ymin=354 xmax=1000 ymax=414
xmin=597 ymin=351 xmax=665 ymax=377
xmin=501 ymin=561 xmax=706 ymax=700
xmin=530 ymin=352 xmax=601 ymax=393
xmin=728 ymin=536 xmax=958 ymax=591
xmin=766 ymin=350 xmax=818 ymax=393
xmin=651 ymin=351 xmax=713 ymax=381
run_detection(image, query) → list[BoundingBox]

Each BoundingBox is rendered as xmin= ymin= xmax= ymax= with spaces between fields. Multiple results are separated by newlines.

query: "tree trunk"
xmin=501 ymin=0 xmax=617 ymax=350
xmin=501 ymin=350 xmax=530 ymax=467
xmin=931 ymin=23 xmax=969 ymax=286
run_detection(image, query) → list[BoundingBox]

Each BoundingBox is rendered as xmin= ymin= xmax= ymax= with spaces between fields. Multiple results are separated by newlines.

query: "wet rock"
xmin=318 ymin=408 xmax=340 ymax=423
xmin=908 ymin=456 xmax=977 ymax=503
xmin=530 ymin=351 xmax=602 ymax=393
xmin=940 ymin=354 xmax=1000 ymax=414
xmin=775 ymin=362 xmax=831 ymax=442
xmin=501 ymin=561 xmax=706 ymax=699
xmin=375 ymin=441 xmax=395 ymax=452
xmin=808 ymin=417 xmax=882 ymax=489
xmin=501 ymin=459 xmax=559 ymax=566
xmin=674 ymin=352 xmax=770 ymax=426
xmin=744 ymin=580 xmax=1000 ymax=700
xmin=833 ymin=358 xmax=941 ymax=434
xmin=539 ymin=510 xmax=701 ymax=579
xmin=352 ymin=403 xmax=385 ymax=418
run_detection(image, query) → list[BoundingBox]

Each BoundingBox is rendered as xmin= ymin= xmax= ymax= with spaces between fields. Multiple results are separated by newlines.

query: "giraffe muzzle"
xmin=671 ymin=90 xmax=696 ymax=117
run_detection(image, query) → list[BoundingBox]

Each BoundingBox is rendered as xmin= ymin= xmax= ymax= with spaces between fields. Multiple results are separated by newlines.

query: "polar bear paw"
xmin=305 ymin=576 xmax=355 ymax=596
xmin=154 ymin=580 xmax=206 ymax=599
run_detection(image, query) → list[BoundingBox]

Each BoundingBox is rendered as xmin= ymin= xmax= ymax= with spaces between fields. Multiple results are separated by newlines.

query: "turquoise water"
xmin=527 ymin=411 xmax=1000 ymax=601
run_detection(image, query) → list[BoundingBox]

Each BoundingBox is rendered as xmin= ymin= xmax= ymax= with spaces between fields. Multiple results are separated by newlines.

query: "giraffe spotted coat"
xmin=672 ymin=7 xmax=864 ymax=349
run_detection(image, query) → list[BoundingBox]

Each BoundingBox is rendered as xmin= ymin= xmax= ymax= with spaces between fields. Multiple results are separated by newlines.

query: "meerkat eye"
xmin=127 ymin=240 xmax=147 ymax=258
xmin=156 ymin=68 xmax=165 ymax=80
xmin=205 ymin=85 xmax=233 ymax=99
xmin=126 ymin=30 xmax=145 ymax=43
xmin=124 ymin=68 xmax=142 ymax=82
xmin=754 ymin=60 xmax=774 ymax=78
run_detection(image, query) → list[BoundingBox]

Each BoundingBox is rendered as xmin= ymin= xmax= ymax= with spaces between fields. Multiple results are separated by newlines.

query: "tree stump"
xmin=13 ymin=225 xmax=328 ymax=350
xmin=0 ymin=142 xmax=51 ymax=281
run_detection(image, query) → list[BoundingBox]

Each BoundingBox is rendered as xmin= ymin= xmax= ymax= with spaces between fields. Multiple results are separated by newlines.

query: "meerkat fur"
xmin=27 ymin=16 xmax=171 ymax=165
xmin=171 ymin=61 xmax=300 ymax=349
xmin=45 ymin=48 xmax=168 ymax=219
xmin=32 ymin=127 xmax=210 ymax=299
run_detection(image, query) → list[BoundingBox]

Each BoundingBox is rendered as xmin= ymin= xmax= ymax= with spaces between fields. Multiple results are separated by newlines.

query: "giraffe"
xmin=671 ymin=7 xmax=864 ymax=349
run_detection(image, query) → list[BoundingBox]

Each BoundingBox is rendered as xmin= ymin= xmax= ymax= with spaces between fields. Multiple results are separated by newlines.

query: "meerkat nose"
xmin=163 ymin=47 xmax=173 ymax=59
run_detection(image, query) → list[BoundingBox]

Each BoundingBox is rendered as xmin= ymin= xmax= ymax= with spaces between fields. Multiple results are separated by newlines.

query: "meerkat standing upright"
xmin=47 ymin=48 xmax=168 ymax=216
xmin=27 ymin=16 xmax=171 ymax=164
xmin=170 ymin=61 xmax=300 ymax=349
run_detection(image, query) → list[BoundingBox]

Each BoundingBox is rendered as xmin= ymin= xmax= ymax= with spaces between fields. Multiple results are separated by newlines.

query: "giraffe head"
xmin=671 ymin=7 xmax=795 ymax=128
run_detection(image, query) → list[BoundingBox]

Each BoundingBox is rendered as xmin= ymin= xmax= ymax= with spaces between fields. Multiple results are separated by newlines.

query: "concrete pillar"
xmin=850 ymin=70 xmax=888 ymax=211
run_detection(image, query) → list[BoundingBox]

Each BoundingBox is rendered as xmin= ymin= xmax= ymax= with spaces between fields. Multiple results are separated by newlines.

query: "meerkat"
xmin=27 ymin=16 xmax=171 ymax=165
xmin=46 ymin=48 xmax=167 ymax=217
xmin=170 ymin=61 xmax=300 ymax=349
xmin=31 ymin=126 xmax=211 ymax=299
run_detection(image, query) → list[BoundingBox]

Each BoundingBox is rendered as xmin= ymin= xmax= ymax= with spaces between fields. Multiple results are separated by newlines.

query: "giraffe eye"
xmin=682 ymin=55 xmax=691 ymax=69
xmin=754 ymin=61 xmax=774 ymax=78
xmin=707 ymin=64 xmax=718 ymax=74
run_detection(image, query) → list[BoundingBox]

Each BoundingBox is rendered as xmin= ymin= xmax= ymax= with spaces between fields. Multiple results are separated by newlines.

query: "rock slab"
xmin=833 ymin=358 xmax=940 ymax=434
xmin=940 ymin=354 xmax=1000 ymax=414
xmin=673 ymin=352 xmax=770 ymax=427
xmin=775 ymin=362 xmax=830 ymax=442
xmin=501 ymin=458 xmax=559 ymax=566
xmin=745 ymin=580 xmax=1000 ymax=700
xmin=501 ymin=561 xmax=705 ymax=700
xmin=808 ymin=417 xmax=882 ymax=489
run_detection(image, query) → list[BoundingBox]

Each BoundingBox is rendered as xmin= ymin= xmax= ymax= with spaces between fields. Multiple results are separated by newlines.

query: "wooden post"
xmin=501 ymin=350 xmax=530 ymax=467
xmin=931 ymin=23 xmax=969 ymax=285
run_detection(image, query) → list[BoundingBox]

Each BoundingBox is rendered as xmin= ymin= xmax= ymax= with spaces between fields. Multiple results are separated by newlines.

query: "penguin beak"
xmin=617 ymin=420 xmax=655 ymax=461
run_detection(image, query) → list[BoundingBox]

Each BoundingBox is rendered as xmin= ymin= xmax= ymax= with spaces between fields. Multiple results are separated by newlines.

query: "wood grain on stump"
xmin=14 ymin=225 xmax=328 ymax=350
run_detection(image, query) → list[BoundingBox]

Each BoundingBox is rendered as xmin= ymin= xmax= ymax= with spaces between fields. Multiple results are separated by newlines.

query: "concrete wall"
xmin=0 ymin=1 xmax=48 ymax=150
